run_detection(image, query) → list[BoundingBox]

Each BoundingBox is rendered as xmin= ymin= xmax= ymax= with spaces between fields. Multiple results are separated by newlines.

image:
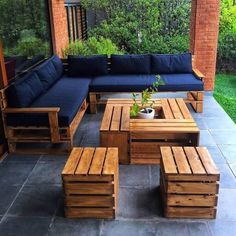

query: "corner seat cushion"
xmin=34 ymin=55 xmax=63 ymax=91
xmin=159 ymin=74 xmax=204 ymax=91
xmin=89 ymin=75 xmax=156 ymax=92
xmin=111 ymin=54 xmax=151 ymax=75
xmin=6 ymin=77 xmax=91 ymax=127
xmin=6 ymin=72 xmax=44 ymax=108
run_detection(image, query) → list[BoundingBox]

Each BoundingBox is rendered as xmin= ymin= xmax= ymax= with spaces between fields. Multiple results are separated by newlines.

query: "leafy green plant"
xmin=130 ymin=75 xmax=164 ymax=117
xmin=62 ymin=37 xmax=123 ymax=57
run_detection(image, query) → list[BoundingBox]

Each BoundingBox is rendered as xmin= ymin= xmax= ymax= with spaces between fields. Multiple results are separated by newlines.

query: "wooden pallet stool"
xmin=160 ymin=146 xmax=220 ymax=219
xmin=62 ymin=147 xmax=119 ymax=219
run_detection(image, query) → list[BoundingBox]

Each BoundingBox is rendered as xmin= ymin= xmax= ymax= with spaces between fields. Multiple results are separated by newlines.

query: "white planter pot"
xmin=138 ymin=108 xmax=155 ymax=119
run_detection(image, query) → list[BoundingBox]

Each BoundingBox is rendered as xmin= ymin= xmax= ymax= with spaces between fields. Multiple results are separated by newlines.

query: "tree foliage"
xmin=81 ymin=0 xmax=191 ymax=54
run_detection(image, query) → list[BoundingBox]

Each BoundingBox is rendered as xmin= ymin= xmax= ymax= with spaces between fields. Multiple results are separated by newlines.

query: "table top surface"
xmin=160 ymin=146 xmax=220 ymax=180
xmin=62 ymin=147 xmax=118 ymax=176
xmin=100 ymin=98 xmax=199 ymax=133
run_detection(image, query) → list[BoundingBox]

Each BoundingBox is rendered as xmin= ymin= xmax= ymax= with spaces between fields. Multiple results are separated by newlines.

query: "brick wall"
xmin=190 ymin=0 xmax=220 ymax=91
xmin=50 ymin=0 xmax=69 ymax=57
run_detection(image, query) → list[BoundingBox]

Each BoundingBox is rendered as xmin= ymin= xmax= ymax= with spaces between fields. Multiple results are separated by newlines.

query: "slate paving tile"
xmin=205 ymin=146 xmax=226 ymax=164
xmin=199 ymin=130 xmax=216 ymax=146
xmin=2 ymin=154 xmax=40 ymax=164
xmin=8 ymin=185 xmax=61 ymax=217
xmin=101 ymin=220 xmax=159 ymax=236
xmin=186 ymin=222 xmax=211 ymax=236
xmin=217 ymin=164 xmax=236 ymax=189
xmin=218 ymin=145 xmax=236 ymax=164
xmin=204 ymin=117 xmax=236 ymax=130
xmin=49 ymin=218 xmax=101 ymax=236
xmin=39 ymin=155 xmax=68 ymax=163
xmin=26 ymin=162 xmax=65 ymax=185
xmin=202 ymin=106 xmax=227 ymax=118
xmin=118 ymin=187 xmax=162 ymax=219
xmin=0 ymin=216 xmax=51 ymax=236
xmin=119 ymin=165 xmax=150 ymax=188
xmin=216 ymin=189 xmax=236 ymax=220
xmin=150 ymin=165 xmax=160 ymax=188
xmin=229 ymin=164 xmax=236 ymax=178
xmin=0 ymin=163 xmax=35 ymax=186
xmin=155 ymin=221 xmax=189 ymax=236
xmin=194 ymin=117 xmax=207 ymax=130
xmin=210 ymin=130 xmax=236 ymax=145
xmin=208 ymin=220 xmax=236 ymax=236
xmin=0 ymin=185 xmax=21 ymax=215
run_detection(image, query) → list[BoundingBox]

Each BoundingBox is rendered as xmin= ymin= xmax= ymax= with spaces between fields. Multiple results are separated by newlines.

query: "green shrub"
xmin=62 ymin=37 xmax=123 ymax=57
xmin=14 ymin=29 xmax=50 ymax=57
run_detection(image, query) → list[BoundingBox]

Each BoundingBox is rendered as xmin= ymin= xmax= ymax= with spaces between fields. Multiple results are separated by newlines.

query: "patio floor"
xmin=0 ymin=92 xmax=236 ymax=236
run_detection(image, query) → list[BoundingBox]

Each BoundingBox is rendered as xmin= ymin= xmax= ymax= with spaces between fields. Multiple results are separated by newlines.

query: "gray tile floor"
xmin=0 ymin=92 xmax=236 ymax=236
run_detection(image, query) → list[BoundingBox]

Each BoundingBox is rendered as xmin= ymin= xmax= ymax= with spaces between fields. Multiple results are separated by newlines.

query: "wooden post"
xmin=0 ymin=41 xmax=8 ymax=88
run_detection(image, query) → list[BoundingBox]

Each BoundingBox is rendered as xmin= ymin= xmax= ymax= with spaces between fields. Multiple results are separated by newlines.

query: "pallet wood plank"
xmin=89 ymin=148 xmax=107 ymax=175
xmin=176 ymin=98 xmax=192 ymax=119
xmin=120 ymin=106 xmax=130 ymax=131
xmin=168 ymin=98 xmax=183 ymax=119
xmin=76 ymin=148 xmax=95 ymax=175
xmin=160 ymin=147 xmax=177 ymax=175
xmin=62 ymin=148 xmax=83 ymax=175
xmin=196 ymin=147 xmax=220 ymax=177
xmin=103 ymin=148 xmax=118 ymax=175
xmin=110 ymin=106 xmax=122 ymax=131
xmin=100 ymin=105 xmax=113 ymax=131
xmin=184 ymin=147 xmax=206 ymax=175
xmin=161 ymin=99 xmax=174 ymax=119
xmin=172 ymin=147 xmax=192 ymax=174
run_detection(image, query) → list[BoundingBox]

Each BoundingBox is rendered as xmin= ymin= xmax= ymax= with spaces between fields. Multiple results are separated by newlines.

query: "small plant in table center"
xmin=130 ymin=75 xmax=164 ymax=118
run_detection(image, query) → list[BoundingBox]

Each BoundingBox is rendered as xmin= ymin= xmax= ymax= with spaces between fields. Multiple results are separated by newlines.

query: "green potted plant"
xmin=130 ymin=75 xmax=164 ymax=119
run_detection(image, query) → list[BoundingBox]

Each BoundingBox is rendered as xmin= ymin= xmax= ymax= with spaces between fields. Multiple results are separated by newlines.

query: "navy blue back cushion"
xmin=35 ymin=57 xmax=60 ymax=90
xmin=6 ymin=72 xmax=44 ymax=108
xmin=68 ymin=55 xmax=108 ymax=77
xmin=51 ymin=55 xmax=64 ymax=78
xmin=111 ymin=54 xmax=151 ymax=74
xmin=151 ymin=53 xmax=192 ymax=74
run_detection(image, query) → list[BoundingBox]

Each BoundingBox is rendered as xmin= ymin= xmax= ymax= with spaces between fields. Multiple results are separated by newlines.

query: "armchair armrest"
xmin=3 ymin=107 xmax=61 ymax=143
xmin=3 ymin=107 xmax=60 ymax=113
xmin=193 ymin=68 xmax=205 ymax=81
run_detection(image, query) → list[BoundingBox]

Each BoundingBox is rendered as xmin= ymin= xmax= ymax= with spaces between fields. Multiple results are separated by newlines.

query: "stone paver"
xmin=0 ymin=93 xmax=235 ymax=235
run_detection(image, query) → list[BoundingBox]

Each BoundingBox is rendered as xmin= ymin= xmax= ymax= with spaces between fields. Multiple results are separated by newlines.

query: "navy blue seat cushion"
xmin=89 ymin=74 xmax=156 ymax=92
xmin=159 ymin=74 xmax=204 ymax=91
xmin=6 ymin=76 xmax=91 ymax=127
xmin=111 ymin=54 xmax=151 ymax=75
xmin=34 ymin=55 xmax=63 ymax=91
xmin=151 ymin=53 xmax=192 ymax=74
xmin=6 ymin=72 xmax=44 ymax=108
xmin=68 ymin=55 xmax=108 ymax=77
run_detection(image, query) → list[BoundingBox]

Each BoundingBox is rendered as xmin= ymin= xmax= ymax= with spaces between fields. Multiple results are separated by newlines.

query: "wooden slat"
xmin=89 ymin=148 xmax=107 ymax=175
xmin=160 ymin=147 xmax=177 ymax=175
xmin=76 ymin=148 xmax=95 ymax=175
xmin=161 ymin=99 xmax=174 ymax=119
xmin=103 ymin=148 xmax=118 ymax=175
xmin=120 ymin=106 xmax=130 ymax=131
xmin=196 ymin=147 xmax=220 ymax=176
xmin=184 ymin=147 xmax=206 ymax=175
xmin=110 ymin=106 xmax=121 ymax=131
xmin=168 ymin=98 xmax=183 ymax=119
xmin=100 ymin=105 xmax=113 ymax=131
xmin=172 ymin=147 xmax=192 ymax=174
xmin=176 ymin=98 xmax=192 ymax=119
xmin=62 ymin=148 xmax=83 ymax=175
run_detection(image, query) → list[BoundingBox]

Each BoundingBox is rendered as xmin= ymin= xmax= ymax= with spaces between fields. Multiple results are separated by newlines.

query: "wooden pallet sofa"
xmin=0 ymin=55 xmax=89 ymax=153
xmin=87 ymin=53 xmax=204 ymax=113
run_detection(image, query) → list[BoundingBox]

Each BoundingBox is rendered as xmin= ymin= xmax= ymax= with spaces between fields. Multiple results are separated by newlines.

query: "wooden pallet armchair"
xmin=0 ymin=89 xmax=88 ymax=154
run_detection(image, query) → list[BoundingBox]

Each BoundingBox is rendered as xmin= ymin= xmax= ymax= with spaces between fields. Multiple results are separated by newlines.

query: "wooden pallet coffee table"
xmin=100 ymin=98 xmax=199 ymax=164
